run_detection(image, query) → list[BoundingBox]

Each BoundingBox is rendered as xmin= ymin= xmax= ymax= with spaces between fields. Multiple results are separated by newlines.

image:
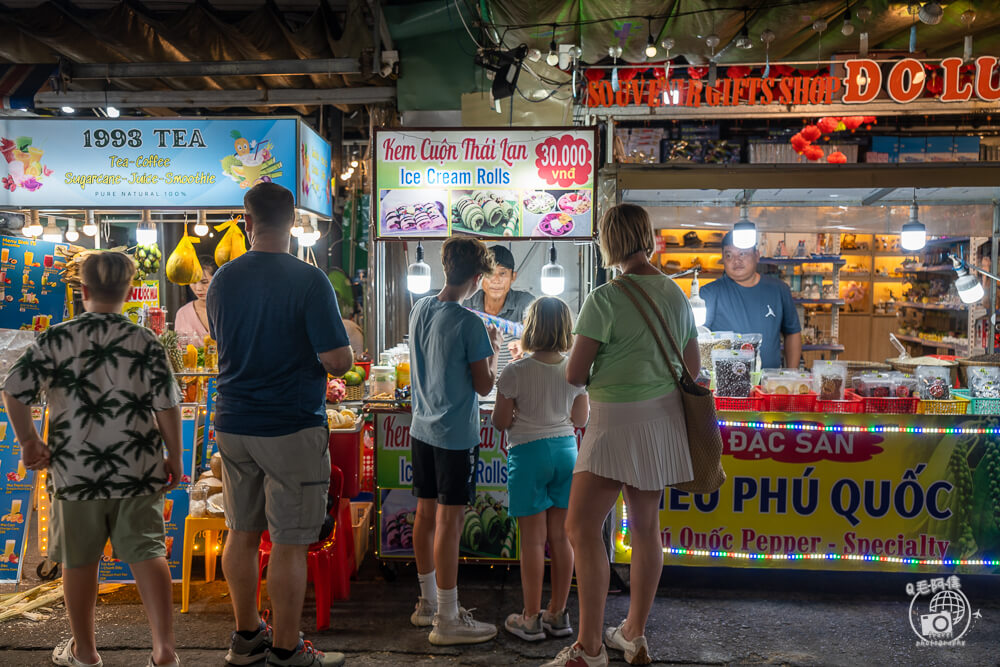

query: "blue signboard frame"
xmin=0 ymin=405 xmax=45 ymax=583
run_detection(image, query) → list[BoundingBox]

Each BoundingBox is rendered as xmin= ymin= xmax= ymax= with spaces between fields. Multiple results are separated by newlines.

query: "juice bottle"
xmin=184 ymin=344 xmax=199 ymax=372
xmin=395 ymin=361 xmax=410 ymax=389
xmin=203 ymin=335 xmax=218 ymax=372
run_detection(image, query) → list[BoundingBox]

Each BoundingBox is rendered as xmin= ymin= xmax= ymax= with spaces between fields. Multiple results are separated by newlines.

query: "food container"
xmin=889 ymin=372 xmax=919 ymax=398
xmin=856 ymin=373 xmax=895 ymax=398
xmin=698 ymin=331 xmax=734 ymax=370
xmin=370 ymin=365 xmax=396 ymax=396
xmin=760 ymin=369 xmax=813 ymax=396
xmin=731 ymin=333 xmax=763 ymax=371
xmin=813 ymin=360 xmax=847 ymax=401
xmin=712 ymin=348 xmax=755 ymax=397
xmin=957 ymin=355 xmax=1000 ymax=386
xmin=966 ymin=365 xmax=1000 ymax=398
xmin=916 ymin=366 xmax=952 ymax=400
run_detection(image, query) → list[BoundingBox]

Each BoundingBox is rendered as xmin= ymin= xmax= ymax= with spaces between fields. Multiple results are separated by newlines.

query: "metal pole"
xmin=993 ymin=202 xmax=999 ymax=353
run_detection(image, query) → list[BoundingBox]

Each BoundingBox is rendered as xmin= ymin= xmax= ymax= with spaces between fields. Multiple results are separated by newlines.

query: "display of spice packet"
xmin=712 ymin=348 xmax=755 ymax=397
xmin=761 ymin=369 xmax=813 ymax=395
xmin=889 ymin=372 xmax=918 ymax=398
xmin=967 ymin=366 xmax=1000 ymax=398
xmin=464 ymin=308 xmax=524 ymax=338
xmin=698 ymin=331 xmax=734 ymax=370
xmin=857 ymin=373 xmax=895 ymax=398
xmin=813 ymin=360 xmax=847 ymax=401
xmin=732 ymin=333 xmax=763 ymax=371
xmin=916 ymin=366 xmax=952 ymax=400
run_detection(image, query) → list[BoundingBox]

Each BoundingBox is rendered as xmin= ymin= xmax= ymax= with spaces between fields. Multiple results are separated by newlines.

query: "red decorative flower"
xmin=801 ymin=125 xmax=822 ymax=142
xmin=827 ymin=151 xmax=848 ymax=164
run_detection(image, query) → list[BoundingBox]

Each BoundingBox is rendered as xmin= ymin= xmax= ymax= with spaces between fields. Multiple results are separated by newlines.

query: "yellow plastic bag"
xmin=214 ymin=217 xmax=247 ymax=267
xmin=165 ymin=226 xmax=201 ymax=285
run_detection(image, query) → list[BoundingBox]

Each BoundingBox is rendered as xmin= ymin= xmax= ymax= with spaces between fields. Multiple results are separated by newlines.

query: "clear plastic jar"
xmin=370 ymin=365 xmax=396 ymax=396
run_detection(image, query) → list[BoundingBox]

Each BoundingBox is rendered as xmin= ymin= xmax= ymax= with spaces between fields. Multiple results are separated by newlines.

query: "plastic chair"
xmin=180 ymin=515 xmax=229 ymax=613
xmin=257 ymin=465 xmax=343 ymax=631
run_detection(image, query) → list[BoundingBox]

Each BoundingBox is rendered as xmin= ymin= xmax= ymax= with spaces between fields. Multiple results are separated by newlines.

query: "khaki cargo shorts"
xmin=216 ymin=426 xmax=331 ymax=545
xmin=50 ymin=492 xmax=166 ymax=569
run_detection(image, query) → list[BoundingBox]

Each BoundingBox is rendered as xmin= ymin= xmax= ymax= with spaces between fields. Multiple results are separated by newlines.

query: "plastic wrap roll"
xmin=473 ymin=191 xmax=505 ymax=228
xmin=456 ymin=196 xmax=485 ymax=231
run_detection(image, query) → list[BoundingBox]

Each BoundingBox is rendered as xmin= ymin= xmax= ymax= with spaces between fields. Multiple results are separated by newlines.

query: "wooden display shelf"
xmin=802 ymin=344 xmax=846 ymax=352
xmin=894 ymin=333 xmax=968 ymax=350
xmin=794 ymin=298 xmax=846 ymax=305
xmin=895 ymin=301 xmax=968 ymax=312
xmin=657 ymin=247 xmax=723 ymax=254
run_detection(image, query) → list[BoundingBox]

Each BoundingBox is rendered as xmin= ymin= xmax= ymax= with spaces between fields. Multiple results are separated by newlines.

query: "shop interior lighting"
xmin=407 ymin=241 xmax=432 ymax=294
xmin=136 ymin=210 xmax=157 ymax=245
xmin=840 ymin=3 xmax=855 ymax=36
xmin=900 ymin=195 xmax=926 ymax=251
xmin=41 ymin=217 xmax=63 ymax=242
xmin=644 ymin=18 xmax=658 ymax=58
xmin=61 ymin=106 xmax=75 ymax=114
xmin=64 ymin=218 xmax=79 ymax=243
xmin=290 ymin=212 xmax=305 ymax=238
xmin=735 ymin=11 xmax=753 ymax=50
xmin=304 ymin=215 xmax=321 ymax=245
xmin=918 ymin=1 xmax=943 ymax=25
xmin=24 ymin=211 xmax=43 ymax=238
xmin=106 ymin=105 xmax=120 ymax=118
xmin=298 ymin=218 xmax=318 ymax=248
xmin=194 ymin=211 xmax=209 ymax=237
xmin=732 ymin=204 xmax=757 ymax=249
xmin=540 ymin=242 xmax=565 ymax=296
xmin=82 ymin=211 xmax=98 ymax=237
xmin=546 ymin=25 xmax=560 ymax=67
xmin=688 ymin=270 xmax=707 ymax=327
xmin=950 ymin=254 xmax=987 ymax=305
xmin=526 ymin=48 xmax=542 ymax=62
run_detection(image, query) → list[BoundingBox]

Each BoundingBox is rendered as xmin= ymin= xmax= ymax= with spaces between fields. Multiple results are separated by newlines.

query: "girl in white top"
xmin=493 ymin=297 xmax=589 ymax=643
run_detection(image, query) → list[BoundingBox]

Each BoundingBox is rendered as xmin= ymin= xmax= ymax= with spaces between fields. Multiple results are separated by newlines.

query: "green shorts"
xmin=50 ymin=493 xmax=166 ymax=569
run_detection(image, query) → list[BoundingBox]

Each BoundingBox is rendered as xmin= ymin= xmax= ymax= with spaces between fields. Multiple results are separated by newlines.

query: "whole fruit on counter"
xmin=326 ymin=378 xmax=347 ymax=403
xmin=343 ymin=371 xmax=363 ymax=387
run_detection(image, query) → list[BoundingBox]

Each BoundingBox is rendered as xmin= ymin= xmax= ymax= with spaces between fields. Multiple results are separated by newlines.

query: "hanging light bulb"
xmin=540 ymin=242 xmax=565 ymax=296
xmin=841 ymin=5 xmax=855 ymax=36
xmin=918 ymin=1 xmax=943 ymax=25
xmin=732 ymin=204 xmax=757 ymax=250
xmin=961 ymin=8 xmax=976 ymax=61
xmin=760 ymin=29 xmax=775 ymax=77
xmin=644 ymin=17 xmax=657 ymax=58
xmin=82 ymin=211 xmax=98 ymax=237
xmin=298 ymin=217 xmax=319 ymax=248
xmin=41 ymin=218 xmax=63 ymax=242
xmin=705 ymin=33 xmax=720 ymax=57
xmin=526 ymin=48 xmax=542 ymax=63
xmin=689 ymin=270 xmax=707 ymax=327
xmin=61 ymin=106 xmax=75 ymax=114
xmin=24 ymin=211 xmax=43 ymax=238
xmin=194 ymin=211 xmax=209 ymax=237
xmin=106 ymin=105 xmax=120 ymax=118
xmin=546 ymin=25 xmax=560 ymax=67
xmin=65 ymin=219 xmax=79 ymax=243
xmin=901 ymin=198 xmax=926 ymax=251
xmin=136 ymin=210 xmax=157 ymax=245
xmin=608 ymin=45 xmax=622 ymax=92
xmin=952 ymin=255 xmax=985 ymax=304
xmin=407 ymin=241 xmax=432 ymax=294
xmin=735 ymin=11 xmax=752 ymax=50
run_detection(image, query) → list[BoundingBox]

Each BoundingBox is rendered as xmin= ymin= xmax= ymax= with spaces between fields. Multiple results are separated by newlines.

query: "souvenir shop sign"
xmin=0 ymin=236 xmax=67 ymax=331
xmin=0 ymin=118 xmax=332 ymax=215
xmin=0 ymin=405 xmax=44 ymax=583
xmin=373 ymin=128 xmax=598 ymax=240
xmin=587 ymin=56 xmax=1000 ymax=108
xmin=612 ymin=412 xmax=1000 ymax=575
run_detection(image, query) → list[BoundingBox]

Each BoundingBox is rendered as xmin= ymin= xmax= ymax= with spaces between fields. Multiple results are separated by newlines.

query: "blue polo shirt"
xmin=702 ymin=274 xmax=801 ymax=369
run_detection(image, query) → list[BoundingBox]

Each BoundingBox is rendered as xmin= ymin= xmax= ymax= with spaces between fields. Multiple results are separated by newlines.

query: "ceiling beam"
xmin=862 ymin=188 xmax=897 ymax=206
xmin=66 ymin=58 xmax=361 ymax=79
xmin=36 ymin=86 xmax=395 ymax=108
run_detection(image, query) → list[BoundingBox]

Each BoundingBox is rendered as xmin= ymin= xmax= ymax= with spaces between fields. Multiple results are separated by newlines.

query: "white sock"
xmin=437 ymin=586 xmax=459 ymax=620
xmin=418 ymin=570 xmax=437 ymax=603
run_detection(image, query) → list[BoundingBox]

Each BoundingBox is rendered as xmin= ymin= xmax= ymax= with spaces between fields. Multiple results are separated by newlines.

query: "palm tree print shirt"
xmin=4 ymin=312 xmax=182 ymax=501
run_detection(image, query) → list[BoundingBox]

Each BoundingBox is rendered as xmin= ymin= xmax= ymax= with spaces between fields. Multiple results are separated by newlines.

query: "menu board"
xmin=0 ymin=405 xmax=44 ymax=583
xmin=99 ymin=404 xmax=197 ymax=582
xmin=0 ymin=237 xmax=67 ymax=331
xmin=297 ymin=123 xmax=333 ymax=218
xmin=373 ymin=128 xmax=598 ymax=240
xmin=202 ymin=377 xmax=218 ymax=467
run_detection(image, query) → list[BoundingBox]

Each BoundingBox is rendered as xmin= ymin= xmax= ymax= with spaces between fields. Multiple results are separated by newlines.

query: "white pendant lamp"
xmin=900 ymin=194 xmax=926 ymax=251
xmin=689 ymin=270 xmax=707 ymax=327
xmin=407 ymin=242 xmax=432 ymax=294
xmin=136 ymin=211 xmax=157 ymax=245
xmin=732 ymin=204 xmax=757 ymax=249
xmin=540 ymin=242 xmax=565 ymax=295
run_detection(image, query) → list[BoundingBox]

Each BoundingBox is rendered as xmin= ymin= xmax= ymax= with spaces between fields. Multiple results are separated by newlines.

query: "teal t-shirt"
xmin=409 ymin=297 xmax=494 ymax=449
xmin=573 ymin=274 xmax=697 ymax=403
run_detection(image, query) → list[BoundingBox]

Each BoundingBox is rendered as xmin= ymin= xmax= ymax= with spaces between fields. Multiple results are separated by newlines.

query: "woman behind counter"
xmin=174 ymin=254 xmax=216 ymax=341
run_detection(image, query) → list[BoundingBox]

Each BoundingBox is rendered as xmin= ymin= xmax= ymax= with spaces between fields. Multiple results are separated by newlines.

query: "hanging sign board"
xmin=297 ymin=122 xmax=333 ymax=218
xmin=586 ymin=56 xmax=1000 ymax=109
xmin=373 ymin=127 xmax=598 ymax=240
xmin=0 ymin=236 xmax=68 ymax=331
xmin=0 ymin=118 xmax=332 ymax=215
xmin=0 ymin=405 xmax=44 ymax=583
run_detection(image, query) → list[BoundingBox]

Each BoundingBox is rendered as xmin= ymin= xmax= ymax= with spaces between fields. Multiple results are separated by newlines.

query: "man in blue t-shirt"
xmin=207 ymin=183 xmax=353 ymax=667
xmin=702 ymin=231 xmax=802 ymax=369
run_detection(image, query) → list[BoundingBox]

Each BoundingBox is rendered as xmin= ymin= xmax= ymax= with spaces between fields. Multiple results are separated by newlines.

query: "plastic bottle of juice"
xmin=204 ymin=335 xmax=218 ymax=372
xmin=184 ymin=344 xmax=199 ymax=372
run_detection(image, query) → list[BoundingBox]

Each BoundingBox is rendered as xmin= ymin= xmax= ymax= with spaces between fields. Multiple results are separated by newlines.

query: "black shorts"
xmin=411 ymin=437 xmax=479 ymax=506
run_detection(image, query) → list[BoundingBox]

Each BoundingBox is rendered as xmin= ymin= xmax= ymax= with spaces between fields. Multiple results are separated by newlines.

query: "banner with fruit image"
xmin=373 ymin=127 xmax=598 ymax=240
xmin=0 ymin=405 xmax=45 ymax=582
xmin=611 ymin=412 xmax=1000 ymax=575
xmin=0 ymin=118 xmax=330 ymax=210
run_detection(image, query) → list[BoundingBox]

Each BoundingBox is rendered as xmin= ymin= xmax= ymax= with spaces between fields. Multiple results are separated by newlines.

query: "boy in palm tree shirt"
xmin=3 ymin=251 xmax=183 ymax=667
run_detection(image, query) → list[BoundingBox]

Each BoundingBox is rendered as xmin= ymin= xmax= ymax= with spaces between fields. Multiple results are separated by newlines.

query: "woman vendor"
xmin=174 ymin=253 xmax=216 ymax=341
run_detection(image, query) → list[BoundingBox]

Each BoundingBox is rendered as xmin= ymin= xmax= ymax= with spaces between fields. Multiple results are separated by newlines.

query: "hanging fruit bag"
xmin=165 ymin=226 xmax=202 ymax=285
xmin=214 ymin=216 xmax=247 ymax=267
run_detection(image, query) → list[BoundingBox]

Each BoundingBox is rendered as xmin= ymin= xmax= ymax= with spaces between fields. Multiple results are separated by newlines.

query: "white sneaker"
xmin=428 ymin=607 xmax=497 ymax=645
xmin=541 ymin=608 xmax=573 ymax=637
xmin=410 ymin=596 xmax=436 ymax=627
xmin=604 ymin=621 xmax=651 ymax=665
xmin=52 ymin=638 xmax=103 ymax=667
xmin=540 ymin=643 xmax=608 ymax=667
xmin=504 ymin=611 xmax=545 ymax=641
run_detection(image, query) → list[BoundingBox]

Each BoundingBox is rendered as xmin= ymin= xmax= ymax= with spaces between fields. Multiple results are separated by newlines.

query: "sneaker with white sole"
xmin=52 ymin=638 xmax=102 ymax=667
xmin=146 ymin=653 xmax=180 ymax=667
xmin=504 ymin=612 xmax=545 ymax=641
xmin=541 ymin=608 xmax=573 ymax=638
xmin=428 ymin=607 xmax=497 ymax=645
xmin=226 ymin=620 xmax=272 ymax=665
xmin=604 ymin=621 xmax=651 ymax=665
xmin=540 ymin=643 xmax=608 ymax=667
xmin=264 ymin=639 xmax=344 ymax=667
xmin=410 ymin=596 xmax=436 ymax=627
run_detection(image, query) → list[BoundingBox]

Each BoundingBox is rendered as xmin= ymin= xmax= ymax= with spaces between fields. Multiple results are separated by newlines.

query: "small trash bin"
xmin=330 ymin=422 xmax=363 ymax=499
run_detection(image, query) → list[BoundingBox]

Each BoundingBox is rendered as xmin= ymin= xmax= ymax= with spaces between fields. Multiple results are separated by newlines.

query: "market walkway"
xmin=2 ymin=558 xmax=999 ymax=666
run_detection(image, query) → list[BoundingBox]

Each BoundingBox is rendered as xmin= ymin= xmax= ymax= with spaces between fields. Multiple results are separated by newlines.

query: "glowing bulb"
xmin=546 ymin=39 xmax=559 ymax=67
xmin=61 ymin=106 xmax=75 ymax=114
xmin=407 ymin=242 xmax=431 ymax=294
xmin=82 ymin=220 xmax=98 ymax=237
xmin=733 ymin=206 xmax=757 ymax=249
xmin=841 ymin=19 xmax=855 ymax=36
xmin=540 ymin=243 xmax=564 ymax=295
xmin=194 ymin=222 xmax=209 ymax=236
xmin=106 ymin=106 xmax=120 ymax=118
xmin=136 ymin=220 xmax=157 ymax=245
xmin=901 ymin=203 xmax=926 ymax=251
xmin=350 ymin=159 xmax=359 ymax=168
xmin=65 ymin=220 xmax=79 ymax=243
xmin=645 ymin=37 xmax=657 ymax=58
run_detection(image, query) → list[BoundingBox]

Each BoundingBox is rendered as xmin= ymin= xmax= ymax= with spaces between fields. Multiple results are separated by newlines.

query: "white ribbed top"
xmin=496 ymin=355 xmax=586 ymax=446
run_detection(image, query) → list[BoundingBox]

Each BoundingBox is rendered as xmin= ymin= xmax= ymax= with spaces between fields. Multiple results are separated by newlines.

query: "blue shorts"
xmin=507 ymin=436 xmax=577 ymax=517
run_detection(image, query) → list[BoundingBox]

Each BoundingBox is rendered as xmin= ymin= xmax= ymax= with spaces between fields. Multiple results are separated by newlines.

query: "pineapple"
xmin=159 ymin=330 xmax=184 ymax=373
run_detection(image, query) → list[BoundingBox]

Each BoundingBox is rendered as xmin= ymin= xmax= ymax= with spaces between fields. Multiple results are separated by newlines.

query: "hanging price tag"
xmin=534 ymin=135 xmax=593 ymax=188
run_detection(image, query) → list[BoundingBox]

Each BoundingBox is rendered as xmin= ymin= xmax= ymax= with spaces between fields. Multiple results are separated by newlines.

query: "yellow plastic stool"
xmin=181 ymin=515 xmax=229 ymax=613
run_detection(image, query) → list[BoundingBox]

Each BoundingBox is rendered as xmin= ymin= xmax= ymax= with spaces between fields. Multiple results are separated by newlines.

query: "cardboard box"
xmin=898 ymin=137 xmax=927 ymax=163
xmin=925 ymin=137 xmax=954 ymax=162
xmin=954 ymin=136 xmax=980 ymax=161
xmin=870 ymin=136 xmax=900 ymax=163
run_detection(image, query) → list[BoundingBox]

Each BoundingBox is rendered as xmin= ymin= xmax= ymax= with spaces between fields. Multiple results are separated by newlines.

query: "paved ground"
xmin=3 ymin=554 xmax=1000 ymax=667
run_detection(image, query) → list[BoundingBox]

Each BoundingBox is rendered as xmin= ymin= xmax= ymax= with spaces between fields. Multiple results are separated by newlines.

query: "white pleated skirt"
xmin=575 ymin=391 xmax=694 ymax=491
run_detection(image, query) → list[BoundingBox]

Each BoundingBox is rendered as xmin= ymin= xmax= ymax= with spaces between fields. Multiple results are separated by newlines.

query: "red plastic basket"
xmin=751 ymin=387 xmax=817 ymax=413
xmin=860 ymin=395 xmax=920 ymax=414
xmin=815 ymin=390 xmax=864 ymax=414
xmin=714 ymin=394 xmax=764 ymax=412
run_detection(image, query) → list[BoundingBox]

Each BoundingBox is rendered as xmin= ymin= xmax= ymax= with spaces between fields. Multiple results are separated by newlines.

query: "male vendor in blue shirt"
xmin=702 ymin=231 xmax=802 ymax=369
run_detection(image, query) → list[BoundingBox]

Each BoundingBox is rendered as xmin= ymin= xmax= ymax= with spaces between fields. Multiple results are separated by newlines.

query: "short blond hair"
xmin=598 ymin=203 xmax=655 ymax=267
xmin=441 ymin=237 xmax=495 ymax=285
xmin=521 ymin=297 xmax=573 ymax=353
xmin=80 ymin=251 xmax=136 ymax=303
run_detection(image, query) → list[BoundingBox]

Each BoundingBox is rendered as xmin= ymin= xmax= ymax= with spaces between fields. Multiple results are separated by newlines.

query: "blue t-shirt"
xmin=409 ymin=297 xmax=494 ymax=450
xmin=702 ymin=274 xmax=801 ymax=369
xmin=207 ymin=251 xmax=351 ymax=437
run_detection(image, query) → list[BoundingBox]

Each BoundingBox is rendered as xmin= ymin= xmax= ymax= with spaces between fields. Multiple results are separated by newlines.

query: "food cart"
xmin=368 ymin=126 xmax=598 ymax=564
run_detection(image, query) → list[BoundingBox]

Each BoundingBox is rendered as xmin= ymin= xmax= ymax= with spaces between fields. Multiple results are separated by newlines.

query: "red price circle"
xmin=535 ymin=135 xmax=593 ymax=188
